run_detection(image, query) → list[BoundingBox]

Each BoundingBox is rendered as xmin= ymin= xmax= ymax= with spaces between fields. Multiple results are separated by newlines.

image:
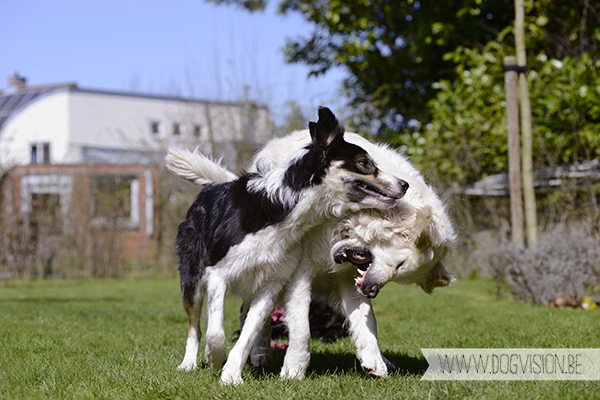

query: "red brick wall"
xmin=1 ymin=164 xmax=159 ymax=267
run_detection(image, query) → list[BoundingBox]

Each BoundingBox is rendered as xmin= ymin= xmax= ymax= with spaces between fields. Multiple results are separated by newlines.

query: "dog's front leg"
xmin=280 ymin=269 xmax=313 ymax=380
xmin=204 ymin=271 xmax=228 ymax=371
xmin=338 ymin=281 xmax=389 ymax=378
xmin=220 ymin=282 xmax=283 ymax=385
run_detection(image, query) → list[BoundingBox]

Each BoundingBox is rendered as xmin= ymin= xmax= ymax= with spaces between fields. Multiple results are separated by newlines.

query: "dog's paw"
xmin=359 ymin=354 xmax=388 ymax=378
xmin=176 ymin=360 xmax=197 ymax=372
xmin=280 ymin=365 xmax=306 ymax=380
xmin=363 ymin=363 xmax=388 ymax=378
xmin=220 ymin=367 xmax=243 ymax=386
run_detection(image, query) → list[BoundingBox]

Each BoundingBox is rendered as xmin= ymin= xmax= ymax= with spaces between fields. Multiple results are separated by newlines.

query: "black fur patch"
xmin=177 ymin=175 xmax=289 ymax=303
xmin=284 ymin=107 xmax=375 ymax=189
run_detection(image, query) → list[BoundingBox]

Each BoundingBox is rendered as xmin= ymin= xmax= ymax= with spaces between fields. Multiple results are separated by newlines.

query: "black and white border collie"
xmin=173 ymin=107 xmax=408 ymax=384
xmin=168 ymin=127 xmax=456 ymax=381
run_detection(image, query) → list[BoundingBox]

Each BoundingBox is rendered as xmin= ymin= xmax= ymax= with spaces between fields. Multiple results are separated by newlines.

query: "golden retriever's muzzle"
xmin=333 ymin=245 xmax=380 ymax=298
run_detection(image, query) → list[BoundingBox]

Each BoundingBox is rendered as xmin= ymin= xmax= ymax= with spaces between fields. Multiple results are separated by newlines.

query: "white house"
xmin=0 ymin=75 xmax=271 ymax=276
xmin=0 ymin=74 xmax=271 ymax=171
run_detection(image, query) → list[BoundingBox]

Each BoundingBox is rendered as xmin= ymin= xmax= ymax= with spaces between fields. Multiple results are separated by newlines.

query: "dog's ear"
xmin=420 ymin=262 xmax=455 ymax=294
xmin=412 ymin=205 xmax=432 ymax=244
xmin=309 ymin=106 xmax=345 ymax=149
xmin=416 ymin=204 xmax=454 ymax=250
xmin=309 ymin=121 xmax=317 ymax=136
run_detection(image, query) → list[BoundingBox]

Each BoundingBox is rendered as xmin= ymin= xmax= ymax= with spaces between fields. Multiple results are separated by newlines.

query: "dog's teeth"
xmin=357 ymin=269 xmax=365 ymax=276
xmin=354 ymin=277 xmax=361 ymax=285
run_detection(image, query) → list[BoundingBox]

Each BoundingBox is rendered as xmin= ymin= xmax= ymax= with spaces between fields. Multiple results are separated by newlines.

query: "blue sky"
xmin=1 ymin=0 xmax=347 ymax=122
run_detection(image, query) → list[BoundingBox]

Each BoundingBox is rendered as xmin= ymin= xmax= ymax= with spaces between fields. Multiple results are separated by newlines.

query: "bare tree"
xmin=515 ymin=0 xmax=538 ymax=247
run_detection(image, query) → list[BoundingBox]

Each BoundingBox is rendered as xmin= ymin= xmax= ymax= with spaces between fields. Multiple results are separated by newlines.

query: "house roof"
xmin=0 ymin=82 xmax=77 ymax=129
xmin=0 ymin=78 xmax=267 ymax=131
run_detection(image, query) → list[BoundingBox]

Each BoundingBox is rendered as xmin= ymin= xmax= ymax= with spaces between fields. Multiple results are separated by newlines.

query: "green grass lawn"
xmin=0 ymin=277 xmax=598 ymax=399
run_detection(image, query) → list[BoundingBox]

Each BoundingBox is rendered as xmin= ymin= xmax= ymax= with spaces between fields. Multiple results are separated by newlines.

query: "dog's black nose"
xmin=363 ymin=283 xmax=380 ymax=299
xmin=398 ymin=178 xmax=409 ymax=194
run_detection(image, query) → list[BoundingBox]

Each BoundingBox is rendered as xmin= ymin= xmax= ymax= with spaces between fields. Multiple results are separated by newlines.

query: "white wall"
xmin=0 ymin=91 xmax=70 ymax=167
xmin=68 ymin=91 xmax=202 ymax=151
xmin=0 ymin=88 xmax=271 ymax=169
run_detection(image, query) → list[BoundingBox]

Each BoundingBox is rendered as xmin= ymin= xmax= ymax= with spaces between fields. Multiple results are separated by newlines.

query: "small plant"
xmin=485 ymin=226 xmax=600 ymax=305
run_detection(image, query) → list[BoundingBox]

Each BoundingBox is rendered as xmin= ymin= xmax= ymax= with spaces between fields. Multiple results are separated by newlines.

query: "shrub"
xmin=484 ymin=227 xmax=600 ymax=304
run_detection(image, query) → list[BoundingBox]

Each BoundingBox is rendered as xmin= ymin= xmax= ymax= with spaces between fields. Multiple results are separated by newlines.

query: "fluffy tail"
xmin=166 ymin=147 xmax=238 ymax=186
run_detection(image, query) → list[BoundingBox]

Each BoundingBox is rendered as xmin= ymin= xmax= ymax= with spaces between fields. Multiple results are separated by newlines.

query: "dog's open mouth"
xmin=334 ymin=245 xmax=381 ymax=298
xmin=353 ymin=179 xmax=405 ymax=206
xmin=333 ymin=245 xmax=379 ymax=296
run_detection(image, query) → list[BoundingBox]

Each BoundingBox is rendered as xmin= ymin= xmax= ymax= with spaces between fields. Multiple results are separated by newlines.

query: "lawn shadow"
xmin=383 ymin=352 xmax=428 ymax=376
xmin=248 ymin=349 xmax=427 ymax=380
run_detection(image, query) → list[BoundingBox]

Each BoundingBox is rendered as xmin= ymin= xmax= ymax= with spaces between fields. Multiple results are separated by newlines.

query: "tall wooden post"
xmin=515 ymin=0 xmax=537 ymax=247
xmin=504 ymin=56 xmax=524 ymax=245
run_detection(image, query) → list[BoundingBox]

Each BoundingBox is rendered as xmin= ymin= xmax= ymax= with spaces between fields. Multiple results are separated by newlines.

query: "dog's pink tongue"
xmin=347 ymin=252 xmax=369 ymax=264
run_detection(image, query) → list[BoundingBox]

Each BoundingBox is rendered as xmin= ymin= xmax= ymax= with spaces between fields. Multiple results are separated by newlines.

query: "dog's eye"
xmin=357 ymin=158 xmax=373 ymax=171
xmin=396 ymin=260 xmax=406 ymax=270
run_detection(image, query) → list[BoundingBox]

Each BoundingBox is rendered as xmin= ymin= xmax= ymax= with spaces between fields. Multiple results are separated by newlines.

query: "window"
xmin=31 ymin=143 xmax=50 ymax=164
xmin=150 ymin=121 xmax=160 ymax=139
xmin=29 ymin=193 xmax=62 ymax=244
xmin=172 ymin=122 xmax=181 ymax=136
xmin=90 ymin=175 xmax=139 ymax=229
xmin=193 ymin=124 xmax=202 ymax=138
